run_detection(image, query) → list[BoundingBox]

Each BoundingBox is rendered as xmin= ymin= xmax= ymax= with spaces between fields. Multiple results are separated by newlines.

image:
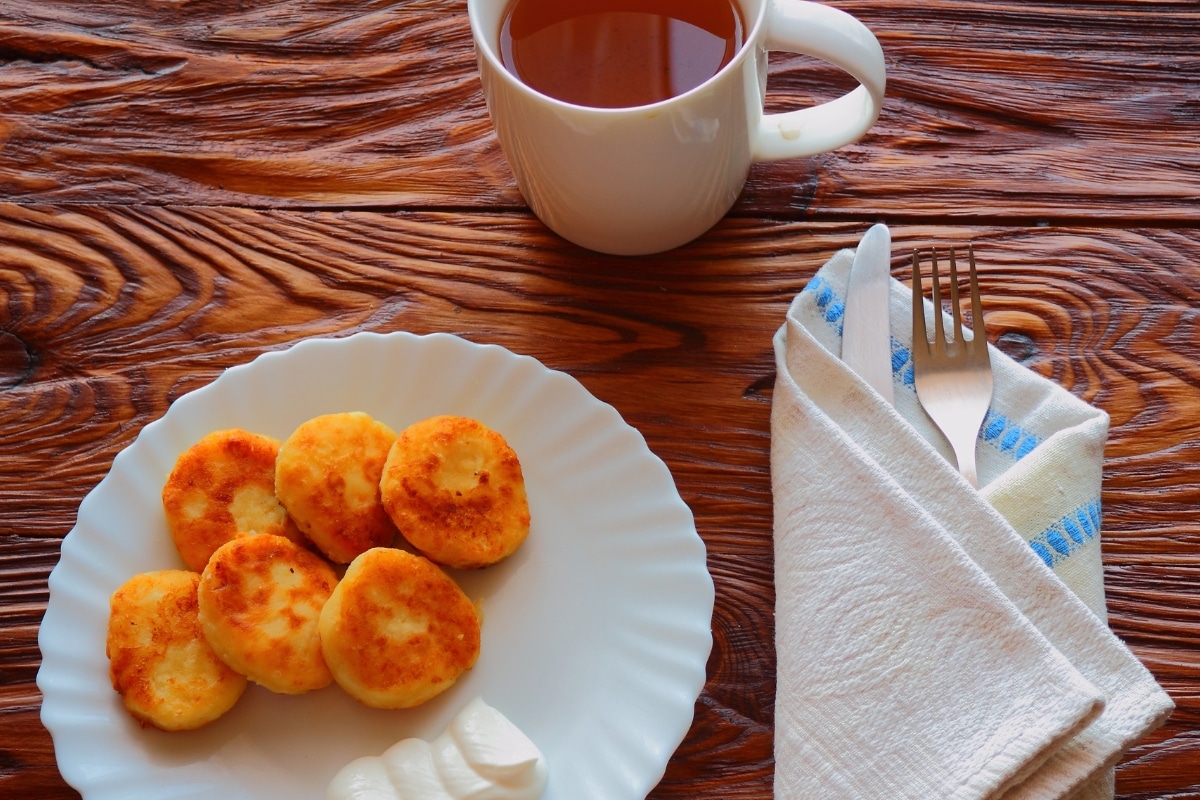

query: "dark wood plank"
xmin=0 ymin=1 xmax=1197 ymax=221
xmin=1 ymin=205 xmax=1197 ymax=798
xmin=758 ymin=0 xmax=1200 ymax=222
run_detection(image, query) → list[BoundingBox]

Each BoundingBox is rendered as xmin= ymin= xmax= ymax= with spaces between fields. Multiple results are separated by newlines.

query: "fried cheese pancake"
xmin=106 ymin=570 xmax=247 ymax=731
xmin=380 ymin=415 xmax=531 ymax=570
xmin=319 ymin=548 xmax=481 ymax=709
xmin=275 ymin=412 xmax=398 ymax=564
xmin=197 ymin=534 xmax=338 ymax=694
xmin=162 ymin=428 xmax=303 ymax=572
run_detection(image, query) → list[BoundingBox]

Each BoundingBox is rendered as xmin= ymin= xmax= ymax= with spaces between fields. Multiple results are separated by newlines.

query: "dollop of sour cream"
xmin=326 ymin=697 xmax=549 ymax=800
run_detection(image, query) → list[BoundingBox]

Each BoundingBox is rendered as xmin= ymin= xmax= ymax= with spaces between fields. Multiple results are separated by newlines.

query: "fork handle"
xmin=949 ymin=434 xmax=980 ymax=489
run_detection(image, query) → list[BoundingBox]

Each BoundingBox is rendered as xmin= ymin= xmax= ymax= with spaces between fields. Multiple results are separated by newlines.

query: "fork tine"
xmin=948 ymin=247 xmax=964 ymax=349
xmin=912 ymin=251 xmax=928 ymax=366
xmin=930 ymin=248 xmax=945 ymax=349
xmin=910 ymin=242 xmax=993 ymax=490
xmin=967 ymin=244 xmax=988 ymax=361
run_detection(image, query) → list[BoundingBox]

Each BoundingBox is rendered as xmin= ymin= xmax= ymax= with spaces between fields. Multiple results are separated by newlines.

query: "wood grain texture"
xmin=1 ymin=205 xmax=1197 ymax=798
xmin=3 ymin=0 xmax=1199 ymax=796
xmin=0 ymin=0 xmax=1197 ymax=219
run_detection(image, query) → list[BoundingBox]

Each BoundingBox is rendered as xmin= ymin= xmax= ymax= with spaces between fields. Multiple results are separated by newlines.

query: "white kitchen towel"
xmin=772 ymin=243 xmax=1173 ymax=800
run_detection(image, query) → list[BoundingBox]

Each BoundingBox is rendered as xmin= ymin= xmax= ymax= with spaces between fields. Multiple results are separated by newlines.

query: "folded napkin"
xmin=772 ymin=240 xmax=1173 ymax=800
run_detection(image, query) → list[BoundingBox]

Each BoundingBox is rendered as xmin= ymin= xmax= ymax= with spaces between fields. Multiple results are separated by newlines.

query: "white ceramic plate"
xmin=37 ymin=331 xmax=713 ymax=800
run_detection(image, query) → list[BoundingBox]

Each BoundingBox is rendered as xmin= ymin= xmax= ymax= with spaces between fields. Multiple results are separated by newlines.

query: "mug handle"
xmin=752 ymin=0 xmax=887 ymax=161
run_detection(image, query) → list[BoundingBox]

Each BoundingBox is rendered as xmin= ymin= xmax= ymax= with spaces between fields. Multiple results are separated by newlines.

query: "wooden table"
xmin=3 ymin=0 xmax=1198 ymax=797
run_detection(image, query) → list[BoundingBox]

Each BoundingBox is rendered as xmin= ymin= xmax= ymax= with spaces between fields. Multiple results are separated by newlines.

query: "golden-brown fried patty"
xmin=197 ymin=534 xmax=338 ymax=694
xmin=275 ymin=412 xmax=398 ymax=564
xmin=380 ymin=415 xmax=530 ymax=570
xmin=319 ymin=548 xmax=481 ymax=709
xmin=162 ymin=428 xmax=303 ymax=572
xmin=106 ymin=570 xmax=247 ymax=731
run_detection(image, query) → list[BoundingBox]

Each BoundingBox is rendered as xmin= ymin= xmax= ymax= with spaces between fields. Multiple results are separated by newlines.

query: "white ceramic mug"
xmin=468 ymin=0 xmax=886 ymax=256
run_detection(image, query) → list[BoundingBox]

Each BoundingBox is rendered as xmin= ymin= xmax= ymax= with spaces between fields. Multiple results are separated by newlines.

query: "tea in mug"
xmin=498 ymin=0 xmax=746 ymax=108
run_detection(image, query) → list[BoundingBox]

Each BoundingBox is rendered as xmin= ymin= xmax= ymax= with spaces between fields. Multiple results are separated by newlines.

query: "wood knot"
xmin=0 ymin=331 xmax=35 ymax=391
xmin=742 ymin=372 xmax=775 ymax=402
xmin=994 ymin=331 xmax=1039 ymax=366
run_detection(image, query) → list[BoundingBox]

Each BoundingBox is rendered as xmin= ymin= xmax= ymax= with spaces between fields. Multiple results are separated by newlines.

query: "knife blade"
xmin=842 ymin=223 xmax=895 ymax=405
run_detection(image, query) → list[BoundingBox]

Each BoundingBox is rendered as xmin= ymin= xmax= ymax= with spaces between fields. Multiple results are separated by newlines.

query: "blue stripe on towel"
xmin=1028 ymin=499 xmax=1102 ymax=569
xmin=804 ymin=275 xmax=846 ymax=335
xmin=981 ymin=409 xmax=1044 ymax=459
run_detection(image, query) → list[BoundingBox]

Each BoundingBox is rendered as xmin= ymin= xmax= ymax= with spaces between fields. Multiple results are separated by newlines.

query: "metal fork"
xmin=911 ymin=245 xmax=994 ymax=488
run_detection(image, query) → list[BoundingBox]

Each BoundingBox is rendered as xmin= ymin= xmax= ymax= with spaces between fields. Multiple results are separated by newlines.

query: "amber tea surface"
xmin=498 ymin=0 xmax=746 ymax=108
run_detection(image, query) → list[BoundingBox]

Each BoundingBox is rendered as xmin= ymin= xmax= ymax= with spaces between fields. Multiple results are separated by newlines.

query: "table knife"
xmin=842 ymin=223 xmax=895 ymax=405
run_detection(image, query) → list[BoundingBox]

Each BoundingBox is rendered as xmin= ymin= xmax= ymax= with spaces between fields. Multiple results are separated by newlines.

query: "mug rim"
xmin=467 ymin=0 xmax=769 ymax=115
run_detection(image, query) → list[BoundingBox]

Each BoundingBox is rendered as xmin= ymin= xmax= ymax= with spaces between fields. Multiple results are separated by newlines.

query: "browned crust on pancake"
xmin=162 ymin=428 xmax=302 ymax=572
xmin=275 ymin=412 xmax=398 ymax=564
xmin=319 ymin=547 xmax=481 ymax=709
xmin=197 ymin=534 xmax=338 ymax=694
xmin=380 ymin=415 xmax=530 ymax=570
xmin=106 ymin=570 xmax=247 ymax=731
